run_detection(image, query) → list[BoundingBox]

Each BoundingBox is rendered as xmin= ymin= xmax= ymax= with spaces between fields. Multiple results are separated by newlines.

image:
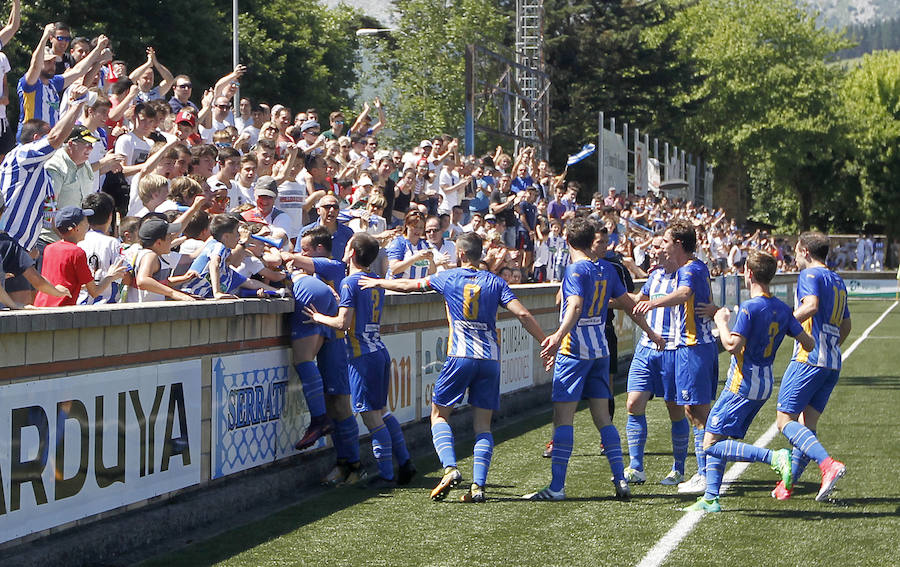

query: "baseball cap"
xmin=138 ymin=217 xmax=181 ymax=242
xmin=356 ymin=174 xmax=374 ymax=187
xmin=55 ymin=206 xmax=93 ymax=230
xmin=484 ymin=214 xmax=497 ymax=222
xmin=419 ymin=140 xmax=433 ymax=149
xmin=300 ymin=119 xmax=320 ymax=133
xmin=175 ymin=110 xmax=196 ymax=126
xmin=67 ymin=125 xmax=100 ymax=144
xmin=254 ymin=175 xmax=278 ymax=198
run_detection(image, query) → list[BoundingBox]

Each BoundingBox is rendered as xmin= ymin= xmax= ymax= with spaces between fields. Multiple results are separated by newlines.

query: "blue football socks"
xmin=295 ymin=362 xmax=326 ymax=418
xmin=626 ymin=413 xmax=648 ymax=471
xmin=600 ymin=424 xmax=625 ymax=482
xmin=703 ymin=454 xmax=727 ymax=501
xmin=671 ymin=418 xmax=690 ymax=474
xmin=549 ymin=425 xmax=574 ymax=492
xmin=693 ymin=426 xmax=707 ymax=476
xmin=333 ymin=416 xmax=360 ymax=463
xmin=383 ymin=412 xmax=411 ymax=466
xmin=431 ymin=421 xmax=457 ymax=468
xmin=472 ymin=432 xmax=494 ymax=487
xmin=370 ymin=424 xmax=394 ymax=480
xmin=782 ymin=421 xmax=829 ymax=465
xmin=791 ymin=429 xmax=815 ymax=482
xmin=705 ymin=439 xmax=772 ymax=463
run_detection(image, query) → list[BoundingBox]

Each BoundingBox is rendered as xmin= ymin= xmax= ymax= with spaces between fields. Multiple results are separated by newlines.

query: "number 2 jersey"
xmin=339 ymin=271 xmax=386 ymax=358
xmin=792 ymin=267 xmax=849 ymax=370
xmin=426 ymin=267 xmax=518 ymax=361
xmin=727 ymin=295 xmax=803 ymax=400
xmin=559 ymin=259 xmax=626 ymax=360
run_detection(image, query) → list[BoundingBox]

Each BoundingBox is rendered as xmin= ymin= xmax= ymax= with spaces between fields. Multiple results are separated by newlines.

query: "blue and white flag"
xmin=566 ymin=143 xmax=596 ymax=166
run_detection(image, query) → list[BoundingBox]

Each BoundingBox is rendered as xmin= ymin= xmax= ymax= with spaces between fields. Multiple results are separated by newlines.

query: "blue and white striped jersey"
xmin=640 ymin=266 xmax=678 ymax=350
xmin=672 ymin=259 xmax=716 ymax=346
xmin=727 ymin=295 xmax=803 ymax=400
xmin=559 ymin=259 xmax=626 ymax=360
xmin=792 ymin=267 xmax=849 ymax=370
xmin=0 ymin=138 xmax=57 ymax=250
xmin=426 ymin=267 xmax=517 ymax=361
xmin=184 ymin=240 xmax=240 ymax=297
xmin=340 ymin=271 xmax=386 ymax=358
xmin=16 ymin=76 xmax=66 ymax=141
xmin=386 ymin=235 xmax=431 ymax=279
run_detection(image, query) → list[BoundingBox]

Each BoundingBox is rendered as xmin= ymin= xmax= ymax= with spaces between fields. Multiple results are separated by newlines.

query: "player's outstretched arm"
xmin=614 ymin=292 xmax=665 ymax=349
xmin=359 ymin=275 xmax=431 ymax=293
xmin=505 ymin=299 xmax=546 ymax=344
xmin=633 ymin=285 xmax=692 ymax=314
xmin=713 ymin=307 xmax=745 ymax=353
xmin=305 ymin=304 xmax=352 ymax=331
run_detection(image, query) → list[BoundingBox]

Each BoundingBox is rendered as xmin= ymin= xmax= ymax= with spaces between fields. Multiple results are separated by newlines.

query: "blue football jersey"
xmin=312 ymin=256 xmax=347 ymax=292
xmin=640 ymin=266 xmax=678 ymax=350
xmin=559 ymin=259 xmax=626 ymax=360
xmin=673 ymin=259 xmax=716 ymax=346
xmin=727 ymin=295 xmax=803 ymax=400
xmin=291 ymin=272 xmax=338 ymax=340
xmin=426 ymin=267 xmax=517 ymax=360
xmin=340 ymin=271 xmax=386 ymax=358
xmin=792 ymin=267 xmax=849 ymax=370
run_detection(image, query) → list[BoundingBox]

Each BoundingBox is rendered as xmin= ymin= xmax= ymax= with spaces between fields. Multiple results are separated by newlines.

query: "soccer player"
xmin=685 ymin=250 xmax=814 ymax=512
xmin=304 ymin=233 xmax=416 ymax=488
xmin=524 ymin=218 xmax=663 ymax=501
xmin=624 ymin=235 xmax=690 ymax=486
xmin=361 ymin=232 xmax=546 ymax=503
xmin=291 ymin=227 xmax=363 ymax=486
xmin=772 ymin=232 xmax=851 ymax=501
xmin=634 ymin=220 xmax=718 ymax=495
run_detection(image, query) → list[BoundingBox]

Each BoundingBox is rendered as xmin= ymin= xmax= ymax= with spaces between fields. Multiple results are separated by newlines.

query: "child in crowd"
xmin=34 ymin=207 xmax=127 ymax=307
xmin=124 ymin=216 xmax=198 ymax=302
xmin=77 ymin=193 xmax=126 ymax=305
xmin=532 ymin=217 xmax=551 ymax=283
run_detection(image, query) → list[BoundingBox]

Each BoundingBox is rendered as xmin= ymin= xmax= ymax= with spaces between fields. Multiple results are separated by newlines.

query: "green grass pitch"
xmin=141 ymin=299 xmax=900 ymax=567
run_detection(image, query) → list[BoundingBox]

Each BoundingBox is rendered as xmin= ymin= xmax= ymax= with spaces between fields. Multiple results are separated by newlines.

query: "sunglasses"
xmin=425 ymin=228 xmax=440 ymax=233
xmin=215 ymin=104 xmax=231 ymax=109
xmin=319 ymin=203 xmax=338 ymax=209
xmin=213 ymin=195 xmax=230 ymax=202
xmin=56 ymin=35 xmax=72 ymax=42
xmin=334 ymin=120 xmax=345 ymax=125
xmin=339 ymin=144 xmax=350 ymax=149
xmin=176 ymin=83 xmax=192 ymax=89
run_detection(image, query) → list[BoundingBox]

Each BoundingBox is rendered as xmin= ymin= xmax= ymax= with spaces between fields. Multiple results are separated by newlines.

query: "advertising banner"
xmin=211 ymin=349 xmax=310 ymax=480
xmin=497 ymin=319 xmax=534 ymax=394
xmin=420 ymin=328 xmax=449 ymax=419
xmin=634 ymin=140 xmax=648 ymax=196
xmin=0 ymin=361 xmax=202 ymax=544
xmin=382 ymin=333 xmax=418 ymax=424
xmin=601 ymin=129 xmax=628 ymax=194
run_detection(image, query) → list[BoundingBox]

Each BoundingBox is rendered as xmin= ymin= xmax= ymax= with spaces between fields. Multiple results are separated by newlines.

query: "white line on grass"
xmin=635 ymin=300 xmax=898 ymax=567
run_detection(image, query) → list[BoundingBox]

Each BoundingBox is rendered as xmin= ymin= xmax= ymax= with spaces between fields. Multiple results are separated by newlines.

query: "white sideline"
xmin=635 ymin=300 xmax=898 ymax=567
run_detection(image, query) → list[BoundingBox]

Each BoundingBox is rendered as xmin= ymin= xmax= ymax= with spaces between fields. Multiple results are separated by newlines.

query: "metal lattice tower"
xmin=515 ymin=0 xmax=546 ymax=157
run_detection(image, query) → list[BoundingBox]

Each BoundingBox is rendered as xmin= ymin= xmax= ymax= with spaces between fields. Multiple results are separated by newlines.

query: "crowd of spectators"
xmin=0 ymin=14 xmax=893 ymax=309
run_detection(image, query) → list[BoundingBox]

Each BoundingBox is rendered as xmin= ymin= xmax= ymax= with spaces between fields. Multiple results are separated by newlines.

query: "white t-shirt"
xmin=241 ymin=125 xmax=260 ymax=147
xmin=429 ymin=240 xmax=456 ymax=272
xmin=117 ymin=133 xmax=153 ymax=214
xmin=77 ymin=230 xmax=125 ymax=304
xmin=233 ymin=180 xmax=255 ymax=208
xmin=276 ymin=179 xmax=308 ymax=236
xmin=0 ymin=52 xmax=10 ymax=121
xmin=438 ymin=168 xmax=461 ymax=213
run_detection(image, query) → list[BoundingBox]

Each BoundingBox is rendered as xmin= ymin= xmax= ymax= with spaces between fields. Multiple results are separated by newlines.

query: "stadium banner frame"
xmin=0 ymin=361 xmax=202 ymax=544
xmin=211 ymin=349 xmax=311 ymax=480
xmin=844 ymin=277 xmax=897 ymax=298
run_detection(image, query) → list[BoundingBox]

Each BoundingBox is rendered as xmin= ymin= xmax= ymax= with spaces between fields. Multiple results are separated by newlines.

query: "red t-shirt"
xmin=33 ymin=240 xmax=94 ymax=307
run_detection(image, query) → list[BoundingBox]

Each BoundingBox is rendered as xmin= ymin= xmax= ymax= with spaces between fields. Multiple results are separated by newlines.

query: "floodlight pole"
xmin=233 ymin=0 xmax=240 ymax=107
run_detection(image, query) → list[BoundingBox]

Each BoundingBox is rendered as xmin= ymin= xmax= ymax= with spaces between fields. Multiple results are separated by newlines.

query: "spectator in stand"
xmin=77 ymin=192 xmax=124 ymax=304
xmin=490 ymin=172 xmax=521 ymax=249
xmin=123 ymin=216 xmax=196 ymax=302
xmin=48 ymin=21 xmax=74 ymax=75
xmin=0 ymin=88 xmax=86 ymax=305
xmin=424 ymin=214 xmax=456 ymax=272
xmin=241 ymin=175 xmax=293 ymax=235
xmin=234 ymin=97 xmax=252 ymax=132
xmin=79 ymin=91 xmax=125 ymax=192
xmin=0 ymin=0 xmax=20 ymax=157
xmin=201 ymin=96 xmax=235 ymax=142
xmin=45 ymin=125 xmax=99 ymax=210
xmin=33 ymin=206 xmax=126 ymax=307
xmin=297 ymin=193 xmax=354 ymax=261
xmin=239 ymin=103 xmax=266 ymax=148
xmin=385 ymin=210 xmax=434 ymax=279
xmin=189 ymin=143 xmax=217 ymax=178
xmin=128 ymin=47 xmax=174 ymax=103
xmin=17 ymin=26 xmax=110 ymax=141
xmin=349 ymin=98 xmax=385 ymax=137
xmin=168 ymin=74 xmax=198 ymax=114
xmin=322 ymin=110 xmax=346 ymax=141
xmin=233 ymin=153 xmax=257 ymax=206
xmin=603 ymin=186 xmax=624 ymax=209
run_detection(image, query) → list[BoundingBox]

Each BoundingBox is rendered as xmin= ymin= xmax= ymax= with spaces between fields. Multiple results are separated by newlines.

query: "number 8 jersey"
xmin=426 ymin=267 xmax=518 ymax=361
xmin=559 ymin=259 xmax=626 ymax=360
xmin=792 ymin=267 xmax=849 ymax=370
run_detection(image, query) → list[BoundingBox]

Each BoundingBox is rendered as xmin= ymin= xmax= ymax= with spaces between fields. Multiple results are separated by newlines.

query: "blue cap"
xmin=55 ymin=206 xmax=93 ymax=230
xmin=300 ymin=119 xmax=320 ymax=133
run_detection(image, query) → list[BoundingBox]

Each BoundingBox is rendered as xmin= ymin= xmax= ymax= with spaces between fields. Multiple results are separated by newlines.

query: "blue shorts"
xmin=552 ymin=354 xmax=611 ymax=403
xmin=706 ymin=389 xmax=766 ymax=439
xmin=349 ymin=348 xmax=391 ymax=413
xmin=432 ymin=357 xmax=501 ymax=411
xmin=674 ymin=342 xmax=719 ymax=406
xmin=627 ymin=345 xmax=677 ymax=402
xmin=289 ymin=311 xmax=333 ymax=341
xmin=776 ymin=361 xmax=840 ymax=415
xmin=317 ymin=338 xmax=350 ymax=396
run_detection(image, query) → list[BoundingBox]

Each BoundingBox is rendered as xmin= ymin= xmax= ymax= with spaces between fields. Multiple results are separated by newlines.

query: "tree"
xmin=841 ymin=50 xmax=900 ymax=262
xmin=656 ymin=0 xmax=851 ymax=230
xmin=374 ymin=0 xmax=510 ymax=148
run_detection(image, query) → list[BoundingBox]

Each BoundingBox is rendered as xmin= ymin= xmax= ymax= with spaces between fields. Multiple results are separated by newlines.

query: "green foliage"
xmin=658 ymin=0 xmax=852 ymax=230
xmin=2 ymin=0 xmax=363 ymax=122
xmin=373 ymin=0 xmax=510 ymax=148
xmin=841 ymin=50 xmax=900 ymax=233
